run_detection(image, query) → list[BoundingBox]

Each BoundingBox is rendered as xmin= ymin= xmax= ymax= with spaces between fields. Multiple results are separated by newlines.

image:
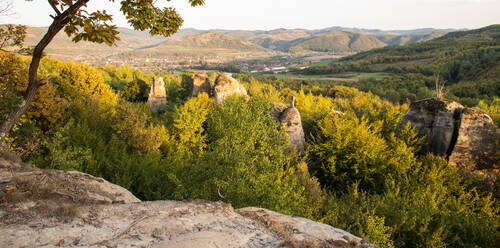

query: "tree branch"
xmin=48 ymin=0 xmax=61 ymax=16
xmin=37 ymin=75 xmax=53 ymax=86
xmin=0 ymin=0 xmax=90 ymax=146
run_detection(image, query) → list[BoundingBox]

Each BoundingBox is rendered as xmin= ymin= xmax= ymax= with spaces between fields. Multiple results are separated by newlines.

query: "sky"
xmin=2 ymin=0 xmax=500 ymax=31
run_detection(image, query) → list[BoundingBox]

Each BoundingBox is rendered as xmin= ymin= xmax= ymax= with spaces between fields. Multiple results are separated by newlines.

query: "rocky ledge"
xmin=400 ymin=98 xmax=499 ymax=171
xmin=0 ymin=157 xmax=375 ymax=248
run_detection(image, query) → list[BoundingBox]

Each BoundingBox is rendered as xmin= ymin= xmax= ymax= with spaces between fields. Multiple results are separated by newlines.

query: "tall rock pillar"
xmin=147 ymin=76 xmax=167 ymax=111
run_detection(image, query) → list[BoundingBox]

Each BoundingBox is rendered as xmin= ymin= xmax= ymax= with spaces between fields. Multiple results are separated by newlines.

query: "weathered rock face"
xmin=400 ymin=98 xmax=499 ymax=171
xmin=400 ymin=98 xmax=463 ymax=156
xmin=214 ymin=74 xmax=248 ymax=105
xmin=190 ymin=74 xmax=212 ymax=97
xmin=238 ymin=207 xmax=376 ymax=248
xmin=272 ymin=97 xmax=306 ymax=155
xmin=0 ymin=157 xmax=375 ymax=248
xmin=448 ymin=107 xmax=499 ymax=171
xmin=148 ymin=76 xmax=167 ymax=111
xmin=0 ymin=157 xmax=140 ymax=207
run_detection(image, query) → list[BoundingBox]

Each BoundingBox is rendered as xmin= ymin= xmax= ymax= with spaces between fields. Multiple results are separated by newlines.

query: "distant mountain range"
xmin=19 ymin=25 xmax=459 ymax=63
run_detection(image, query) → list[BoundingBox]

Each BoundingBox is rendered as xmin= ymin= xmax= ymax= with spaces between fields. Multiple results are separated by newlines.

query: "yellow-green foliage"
xmin=1 ymin=53 xmax=498 ymax=248
xmin=309 ymin=114 xmax=414 ymax=193
xmin=55 ymin=62 xmax=118 ymax=110
xmin=173 ymin=93 xmax=214 ymax=157
xmin=243 ymin=76 xmax=283 ymax=104
xmin=294 ymin=89 xmax=336 ymax=134
xmin=111 ymin=103 xmax=163 ymax=154
xmin=478 ymin=97 xmax=500 ymax=127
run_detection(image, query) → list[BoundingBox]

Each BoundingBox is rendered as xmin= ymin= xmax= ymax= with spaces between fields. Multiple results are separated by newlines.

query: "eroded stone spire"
xmin=147 ymin=76 xmax=167 ymax=111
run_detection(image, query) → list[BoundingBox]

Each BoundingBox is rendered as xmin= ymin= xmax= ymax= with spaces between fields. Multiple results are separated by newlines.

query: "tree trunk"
xmin=0 ymin=0 xmax=89 ymax=147
xmin=0 ymin=76 xmax=51 ymax=147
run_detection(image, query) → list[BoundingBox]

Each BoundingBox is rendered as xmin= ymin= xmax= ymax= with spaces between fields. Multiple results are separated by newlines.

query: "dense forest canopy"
xmin=1 ymin=45 xmax=499 ymax=247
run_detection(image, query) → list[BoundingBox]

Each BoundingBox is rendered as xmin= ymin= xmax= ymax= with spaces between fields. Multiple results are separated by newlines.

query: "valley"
xmin=19 ymin=25 xmax=454 ymax=71
xmin=1 ymin=2 xmax=499 ymax=245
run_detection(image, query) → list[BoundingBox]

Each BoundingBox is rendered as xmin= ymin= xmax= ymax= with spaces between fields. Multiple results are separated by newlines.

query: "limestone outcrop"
xmin=147 ymin=76 xmax=167 ymax=111
xmin=214 ymin=74 xmax=248 ymax=105
xmin=238 ymin=207 xmax=376 ymax=248
xmin=272 ymin=96 xmax=306 ymax=155
xmin=0 ymin=156 xmax=375 ymax=248
xmin=448 ymin=107 xmax=499 ymax=170
xmin=190 ymin=74 xmax=212 ymax=97
xmin=400 ymin=98 xmax=499 ymax=171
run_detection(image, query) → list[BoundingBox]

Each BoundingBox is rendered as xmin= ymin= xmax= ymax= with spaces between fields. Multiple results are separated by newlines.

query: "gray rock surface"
xmin=214 ymin=74 xmax=248 ymax=105
xmin=238 ymin=207 xmax=376 ymax=248
xmin=400 ymin=98 xmax=499 ymax=171
xmin=0 ymin=157 xmax=375 ymax=248
xmin=400 ymin=98 xmax=463 ymax=156
xmin=148 ymin=76 xmax=167 ymax=111
xmin=272 ymin=97 xmax=306 ymax=155
xmin=448 ymin=107 xmax=499 ymax=171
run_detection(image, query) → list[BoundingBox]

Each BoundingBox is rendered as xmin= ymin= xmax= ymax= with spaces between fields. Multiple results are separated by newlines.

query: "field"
xmin=260 ymin=72 xmax=392 ymax=82
xmin=368 ymin=58 xmax=434 ymax=71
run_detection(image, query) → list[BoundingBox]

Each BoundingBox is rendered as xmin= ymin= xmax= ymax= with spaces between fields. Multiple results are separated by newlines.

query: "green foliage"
xmin=44 ymin=0 xmax=204 ymax=47
xmin=309 ymin=115 xmax=414 ymax=193
xmin=183 ymin=97 xmax=311 ymax=215
xmin=172 ymin=93 xmax=213 ymax=157
xmin=0 ymin=51 xmax=68 ymax=156
xmin=123 ymin=79 xmax=149 ymax=102
xmin=120 ymin=0 xmax=204 ymax=37
xmin=1 ymin=52 xmax=498 ymax=248
xmin=324 ymin=155 xmax=499 ymax=248
xmin=302 ymin=26 xmax=500 ymax=107
xmin=478 ymin=98 xmax=500 ymax=126
xmin=0 ymin=24 xmax=26 ymax=50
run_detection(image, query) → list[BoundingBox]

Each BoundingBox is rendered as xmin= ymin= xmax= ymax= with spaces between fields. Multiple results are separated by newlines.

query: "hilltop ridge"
xmin=15 ymin=25 xmax=454 ymax=65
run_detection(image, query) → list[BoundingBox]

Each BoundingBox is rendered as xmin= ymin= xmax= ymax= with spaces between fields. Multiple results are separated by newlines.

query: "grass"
xmin=260 ymin=72 xmax=392 ymax=81
xmin=368 ymin=58 xmax=434 ymax=71
xmin=261 ymin=74 xmax=329 ymax=79
xmin=339 ymin=72 xmax=392 ymax=80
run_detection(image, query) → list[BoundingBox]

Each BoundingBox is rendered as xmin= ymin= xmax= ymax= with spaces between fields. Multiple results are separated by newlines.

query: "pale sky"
xmin=2 ymin=0 xmax=500 ymax=31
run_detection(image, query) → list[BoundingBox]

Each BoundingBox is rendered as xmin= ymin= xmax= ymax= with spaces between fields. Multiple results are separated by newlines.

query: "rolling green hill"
xmin=303 ymin=25 xmax=500 ymax=106
xmin=18 ymin=25 xmax=452 ymax=63
xmin=377 ymin=32 xmax=446 ymax=45
xmin=284 ymin=30 xmax=387 ymax=53
xmin=109 ymin=32 xmax=276 ymax=62
xmin=156 ymin=32 xmax=268 ymax=51
xmin=435 ymin=24 xmax=500 ymax=41
xmin=248 ymin=29 xmax=316 ymax=50
xmin=251 ymin=30 xmax=446 ymax=54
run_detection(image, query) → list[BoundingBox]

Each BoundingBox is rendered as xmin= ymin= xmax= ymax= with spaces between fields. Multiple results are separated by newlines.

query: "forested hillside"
xmin=17 ymin=24 xmax=450 ymax=64
xmin=284 ymin=31 xmax=387 ymax=53
xmin=303 ymin=25 xmax=500 ymax=107
xmin=1 ymin=50 xmax=498 ymax=247
xmin=110 ymin=32 xmax=275 ymax=62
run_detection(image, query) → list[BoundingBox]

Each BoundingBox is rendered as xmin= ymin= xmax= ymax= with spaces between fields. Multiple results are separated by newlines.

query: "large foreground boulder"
xmin=400 ymin=98 xmax=499 ymax=171
xmin=0 ymin=157 xmax=375 ymax=247
xmin=214 ymin=74 xmax=248 ymax=105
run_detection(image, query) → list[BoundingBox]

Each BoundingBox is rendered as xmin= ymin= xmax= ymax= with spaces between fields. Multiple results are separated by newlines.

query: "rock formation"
xmin=272 ymin=96 xmax=306 ymax=155
xmin=214 ymin=74 xmax=248 ymax=105
xmin=400 ymin=98 xmax=499 ymax=171
xmin=448 ymin=107 xmax=499 ymax=170
xmin=190 ymin=74 xmax=212 ymax=97
xmin=0 ymin=156 xmax=376 ymax=247
xmin=147 ymin=76 xmax=167 ymax=111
